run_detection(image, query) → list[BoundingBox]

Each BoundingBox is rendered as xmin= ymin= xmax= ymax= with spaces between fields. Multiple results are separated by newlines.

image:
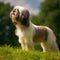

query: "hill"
xmin=0 ymin=46 xmax=60 ymax=60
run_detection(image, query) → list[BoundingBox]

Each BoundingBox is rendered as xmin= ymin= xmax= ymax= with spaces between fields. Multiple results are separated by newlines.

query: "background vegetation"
xmin=0 ymin=0 xmax=60 ymax=49
xmin=0 ymin=2 xmax=19 ymax=46
xmin=0 ymin=46 xmax=60 ymax=60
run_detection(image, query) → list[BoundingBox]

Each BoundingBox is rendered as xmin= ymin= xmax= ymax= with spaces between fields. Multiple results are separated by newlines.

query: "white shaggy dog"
xmin=10 ymin=6 xmax=59 ymax=52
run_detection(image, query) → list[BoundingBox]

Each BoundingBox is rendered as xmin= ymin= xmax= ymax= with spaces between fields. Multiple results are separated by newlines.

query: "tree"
xmin=0 ymin=2 xmax=19 ymax=46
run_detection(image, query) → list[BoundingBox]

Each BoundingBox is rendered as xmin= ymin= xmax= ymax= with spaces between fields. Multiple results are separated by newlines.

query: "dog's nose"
xmin=10 ymin=10 xmax=15 ymax=15
xmin=10 ymin=11 xmax=15 ymax=19
xmin=11 ymin=9 xmax=16 ymax=15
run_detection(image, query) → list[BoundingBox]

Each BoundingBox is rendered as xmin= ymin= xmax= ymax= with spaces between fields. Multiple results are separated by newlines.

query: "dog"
xmin=10 ymin=6 xmax=59 ymax=52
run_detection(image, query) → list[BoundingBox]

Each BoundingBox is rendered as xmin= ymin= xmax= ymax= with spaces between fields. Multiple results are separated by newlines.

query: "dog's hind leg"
xmin=41 ymin=27 xmax=59 ymax=52
xmin=41 ymin=42 xmax=51 ymax=52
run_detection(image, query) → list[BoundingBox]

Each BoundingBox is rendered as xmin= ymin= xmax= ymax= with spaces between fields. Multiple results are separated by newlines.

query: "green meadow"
xmin=0 ymin=46 xmax=60 ymax=60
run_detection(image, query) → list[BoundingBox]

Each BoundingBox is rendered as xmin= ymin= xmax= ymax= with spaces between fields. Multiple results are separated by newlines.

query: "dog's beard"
xmin=10 ymin=10 xmax=21 ymax=25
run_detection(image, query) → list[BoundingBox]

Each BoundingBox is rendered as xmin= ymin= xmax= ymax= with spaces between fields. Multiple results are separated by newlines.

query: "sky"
xmin=0 ymin=0 xmax=44 ymax=15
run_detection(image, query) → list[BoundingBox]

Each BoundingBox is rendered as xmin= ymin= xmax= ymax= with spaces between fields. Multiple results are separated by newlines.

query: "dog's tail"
xmin=46 ymin=27 xmax=59 ymax=52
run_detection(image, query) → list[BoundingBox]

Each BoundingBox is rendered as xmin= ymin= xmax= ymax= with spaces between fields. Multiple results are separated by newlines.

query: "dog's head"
xmin=10 ymin=6 xmax=30 ymax=27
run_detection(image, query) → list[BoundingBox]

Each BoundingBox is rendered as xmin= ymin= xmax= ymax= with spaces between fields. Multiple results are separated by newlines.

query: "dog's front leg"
xmin=25 ymin=40 xmax=34 ymax=51
xmin=20 ymin=38 xmax=34 ymax=51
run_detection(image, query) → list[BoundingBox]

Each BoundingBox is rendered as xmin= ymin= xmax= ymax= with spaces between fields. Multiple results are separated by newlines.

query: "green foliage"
xmin=0 ymin=2 xmax=19 ymax=46
xmin=0 ymin=46 xmax=60 ymax=60
xmin=39 ymin=0 xmax=60 ymax=25
xmin=31 ymin=15 xmax=40 ymax=25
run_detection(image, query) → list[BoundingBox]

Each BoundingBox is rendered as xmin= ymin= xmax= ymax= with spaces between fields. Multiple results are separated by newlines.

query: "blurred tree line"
xmin=0 ymin=0 xmax=60 ymax=48
xmin=0 ymin=2 xmax=19 ymax=46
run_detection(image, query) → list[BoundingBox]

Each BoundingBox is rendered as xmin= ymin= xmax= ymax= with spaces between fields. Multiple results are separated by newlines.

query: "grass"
xmin=0 ymin=46 xmax=60 ymax=60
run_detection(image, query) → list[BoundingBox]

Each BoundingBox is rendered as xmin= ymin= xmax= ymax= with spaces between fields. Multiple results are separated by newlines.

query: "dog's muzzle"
xmin=10 ymin=9 xmax=20 ymax=20
xmin=10 ymin=9 xmax=22 ymax=25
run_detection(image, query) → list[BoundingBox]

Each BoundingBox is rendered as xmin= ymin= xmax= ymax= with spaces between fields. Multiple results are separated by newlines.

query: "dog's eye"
xmin=13 ymin=9 xmax=16 ymax=12
xmin=13 ymin=9 xmax=19 ymax=13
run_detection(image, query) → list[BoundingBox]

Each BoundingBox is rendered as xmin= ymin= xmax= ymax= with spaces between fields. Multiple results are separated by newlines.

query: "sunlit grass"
xmin=0 ymin=46 xmax=60 ymax=60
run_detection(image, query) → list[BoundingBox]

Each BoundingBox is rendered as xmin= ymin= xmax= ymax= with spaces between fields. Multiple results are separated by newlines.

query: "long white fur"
xmin=15 ymin=21 xmax=59 ymax=52
xmin=10 ymin=6 xmax=59 ymax=52
xmin=41 ymin=27 xmax=59 ymax=52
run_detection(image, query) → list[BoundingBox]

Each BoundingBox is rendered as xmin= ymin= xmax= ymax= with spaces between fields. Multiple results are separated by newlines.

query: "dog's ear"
xmin=21 ymin=9 xmax=30 ymax=27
